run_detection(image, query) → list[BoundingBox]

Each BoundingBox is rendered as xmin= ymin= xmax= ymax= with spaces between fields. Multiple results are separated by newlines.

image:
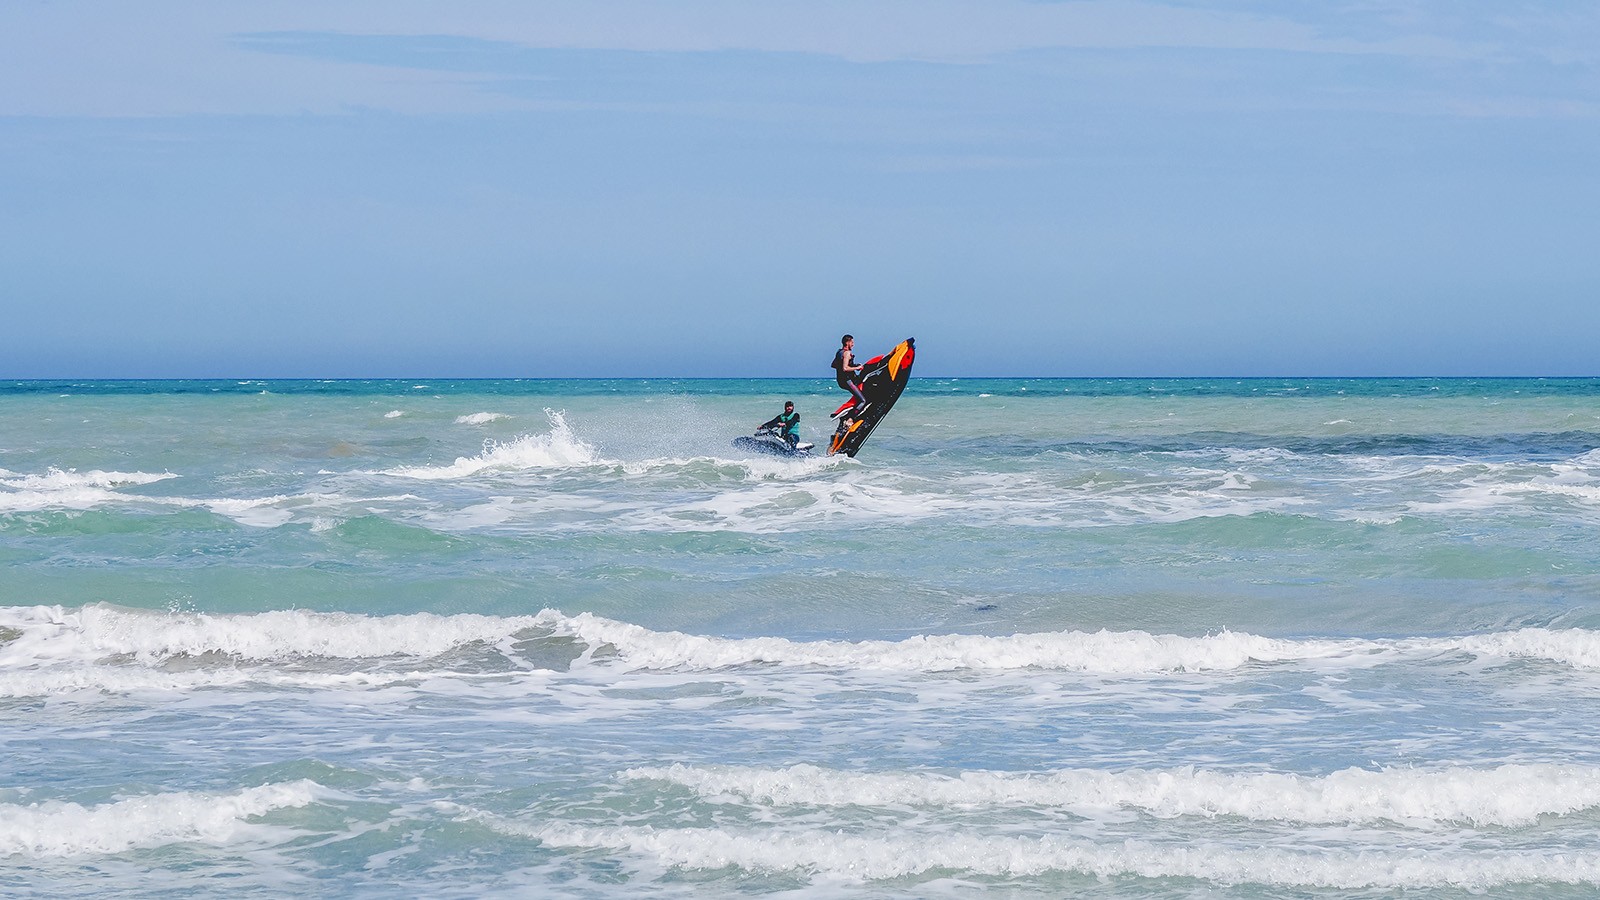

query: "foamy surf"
xmin=0 ymin=665 xmax=528 ymax=698
xmin=0 ymin=468 xmax=176 ymax=491
xmin=622 ymin=762 xmax=1600 ymax=826
xmin=1457 ymin=628 xmax=1600 ymax=669
xmin=0 ymin=485 xmax=123 ymax=513
xmin=541 ymin=616 xmax=1600 ymax=673
xmin=455 ymin=412 xmax=510 ymax=425
xmin=0 ymin=781 xmax=321 ymax=857
xmin=0 ymin=467 xmax=179 ymax=514
xmin=8 ymin=607 xmax=1600 ymax=680
xmin=0 ymin=605 xmax=556 ymax=664
xmin=547 ymin=612 xmax=1368 ymax=672
xmin=489 ymin=821 xmax=1600 ymax=889
xmin=0 ymin=479 xmax=422 ymax=526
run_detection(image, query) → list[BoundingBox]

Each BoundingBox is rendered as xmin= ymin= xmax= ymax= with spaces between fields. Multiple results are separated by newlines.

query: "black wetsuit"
xmin=832 ymin=349 xmax=867 ymax=408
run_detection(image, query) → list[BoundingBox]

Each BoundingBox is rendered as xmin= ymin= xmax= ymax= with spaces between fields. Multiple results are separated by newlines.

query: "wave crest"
xmin=0 ymin=781 xmax=320 ymax=857
xmin=0 ymin=604 xmax=556 ymax=664
xmin=622 ymin=762 xmax=1600 ymax=826
xmin=7 ymin=607 xmax=1600 ymax=696
xmin=486 ymin=820 xmax=1600 ymax=889
xmin=0 ymin=468 xmax=176 ymax=491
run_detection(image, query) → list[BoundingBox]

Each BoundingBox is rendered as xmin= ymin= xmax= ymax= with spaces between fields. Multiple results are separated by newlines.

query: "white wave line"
xmin=6 ymin=606 xmax=1600 ymax=676
xmin=489 ymin=821 xmax=1600 ymax=889
xmin=0 ymin=781 xmax=321 ymax=857
xmin=622 ymin=762 xmax=1600 ymax=826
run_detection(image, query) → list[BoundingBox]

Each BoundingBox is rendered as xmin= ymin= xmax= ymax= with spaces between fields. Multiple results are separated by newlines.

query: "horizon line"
xmin=6 ymin=375 xmax=1600 ymax=382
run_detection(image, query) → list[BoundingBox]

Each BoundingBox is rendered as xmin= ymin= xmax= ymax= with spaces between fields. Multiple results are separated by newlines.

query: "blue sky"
xmin=2 ymin=1 xmax=1597 ymax=377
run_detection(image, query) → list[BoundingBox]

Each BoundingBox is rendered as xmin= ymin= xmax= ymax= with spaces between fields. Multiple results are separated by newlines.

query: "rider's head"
xmin=841 ymin=334 xmax=853 ymax=348
xmin=784 ymin=401 xmax=794 ymax=410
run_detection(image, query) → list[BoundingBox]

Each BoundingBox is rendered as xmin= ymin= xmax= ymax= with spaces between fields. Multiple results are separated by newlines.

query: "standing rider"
xmin=759 ymin=401 xmax=802 ymax=449
xmin=832 ymin=334 xmax=867 ymax=418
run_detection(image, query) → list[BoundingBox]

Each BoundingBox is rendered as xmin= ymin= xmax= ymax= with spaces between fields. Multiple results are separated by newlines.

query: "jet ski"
xmin=733 ymin=427 xmax=814 ymax=457
xmin=829 ymin=337 xmax=915 ymax=458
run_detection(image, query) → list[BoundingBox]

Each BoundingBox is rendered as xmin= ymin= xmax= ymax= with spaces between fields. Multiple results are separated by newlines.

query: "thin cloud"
xmin=0 ymin=0 xmax=1514 ymax=118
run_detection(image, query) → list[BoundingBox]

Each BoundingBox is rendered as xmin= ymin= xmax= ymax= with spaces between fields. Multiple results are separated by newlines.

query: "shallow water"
xmin=5 ymin=378 xmax=1600 ymax=896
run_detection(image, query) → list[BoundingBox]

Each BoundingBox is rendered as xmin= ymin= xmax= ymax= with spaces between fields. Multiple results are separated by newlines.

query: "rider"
xmin=759 ymin=401 xmax=802 ymax=449
xmin=831 ymin=334 xmax=867 ymax=418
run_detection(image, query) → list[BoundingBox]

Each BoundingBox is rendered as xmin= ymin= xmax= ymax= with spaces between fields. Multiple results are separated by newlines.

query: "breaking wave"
xmin=487 ymin=820 xmax=1600 ymax=889
xmin=0 ymin=781 xmax=320 ymax=857
xmin=623 ymin=762 xmax=1600 ymax=826
xmin=7 ymin=606 xmax=1600 ymax=699
xmin=0 ymin=605 xmax=554 ymax=664
xmin=0 ymin=468 xmax=176 ymax=491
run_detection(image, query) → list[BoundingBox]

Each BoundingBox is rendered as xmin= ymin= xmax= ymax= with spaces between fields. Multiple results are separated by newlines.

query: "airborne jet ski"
xmin=732 ymin=427 xmax=814 ymax=457
xmin=829 ymin=337 xmax=915 ymax=458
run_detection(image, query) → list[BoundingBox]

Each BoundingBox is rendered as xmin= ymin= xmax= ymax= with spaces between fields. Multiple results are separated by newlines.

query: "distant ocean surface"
xmin=7 ymin=377 xmax=1600 ymax=897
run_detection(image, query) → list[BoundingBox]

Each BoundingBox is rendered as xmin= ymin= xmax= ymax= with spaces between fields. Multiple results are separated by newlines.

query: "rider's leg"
xmin=846 ymin=380 xmax=866 ymax=408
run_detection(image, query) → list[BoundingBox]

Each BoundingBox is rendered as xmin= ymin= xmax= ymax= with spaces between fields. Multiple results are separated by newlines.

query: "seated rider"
xmin=831 ymin=334 xmax=867 ymax=417
xmin=760 ymin=401 xmax=801 ymax=448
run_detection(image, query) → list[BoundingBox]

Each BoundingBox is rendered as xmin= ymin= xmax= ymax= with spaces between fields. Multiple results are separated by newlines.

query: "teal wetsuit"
xmin=761 ymin=410 xmax=801 ymax=447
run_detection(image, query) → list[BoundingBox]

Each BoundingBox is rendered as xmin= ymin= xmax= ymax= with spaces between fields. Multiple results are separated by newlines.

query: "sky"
xmin=2 ymin=1 xmax=1598 ymax=377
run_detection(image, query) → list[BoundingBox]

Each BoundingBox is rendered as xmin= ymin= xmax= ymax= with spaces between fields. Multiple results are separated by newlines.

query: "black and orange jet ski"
xmin=829 ymin=337 xmax=915 ymax=457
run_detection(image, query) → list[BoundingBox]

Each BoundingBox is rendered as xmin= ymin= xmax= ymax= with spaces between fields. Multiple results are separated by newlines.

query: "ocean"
xmin=5 ymin=376 xmax=1600 ymax=897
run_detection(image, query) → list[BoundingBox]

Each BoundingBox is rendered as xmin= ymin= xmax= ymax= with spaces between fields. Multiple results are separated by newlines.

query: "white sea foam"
xmin=0 ymin=605 xmax=555 ymax=665
xmin=1398 ymin=459 xmax=1600 ymax=517
xmin=201 ymin=495 xmax=297 ymax=527
xmin=7 ymin=607 xmax=1600 ymax=682
xmin=1507 ymin=481 xmax=1600 ymax=504
xmin=455 ymin=412 xmax=510 ymax=425
xmin=1456 ymin=628 xmax=1600 ymax=669
xmin=0 ymin=665 xmax=527 ymax=698
xmin=384 ymin=410 xmax=404 ymax=418
xmin=617 ymin=453 xmax=841 ymax=483
xmin=0 ymin=485 xmax=122 ymax=513
xmin=0 ymin=468 xmax=176 ymax=491
xmin=193 ymin=492 xmax=422 ymax=528
xmin=622 ymin=762 xmax=1600 ymax=826
xmin=540 ymin=465 xmax=1307 ymax=534
xmin=1217 ymin=472 xmax=1255 ymax=491
xmin=1219 ymin=448 xmax=1298 ymax=464
xmin=0 ymin=467 xmax=178 ymax=514
xmin=0 ymin=470 xmax=409 ymax=526
xmin=548 ymin=612 xmax=1362 ymax=673
xmin=597 ymin=474 xmax=955 ymax=534
xmin=494 ymin=821 xmax=1600 ymax=889
xmin=0 ymin=781 xmax=320 ymax=857
xmin=386 ymin=410 xmax=602 ymax=478
xmin=541 ymin=618 xmax=1600 ymax=675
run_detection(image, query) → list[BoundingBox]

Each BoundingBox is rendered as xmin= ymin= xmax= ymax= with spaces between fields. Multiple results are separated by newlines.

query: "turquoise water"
xmin=5 ymin=378 xmax=1600 ymax=896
